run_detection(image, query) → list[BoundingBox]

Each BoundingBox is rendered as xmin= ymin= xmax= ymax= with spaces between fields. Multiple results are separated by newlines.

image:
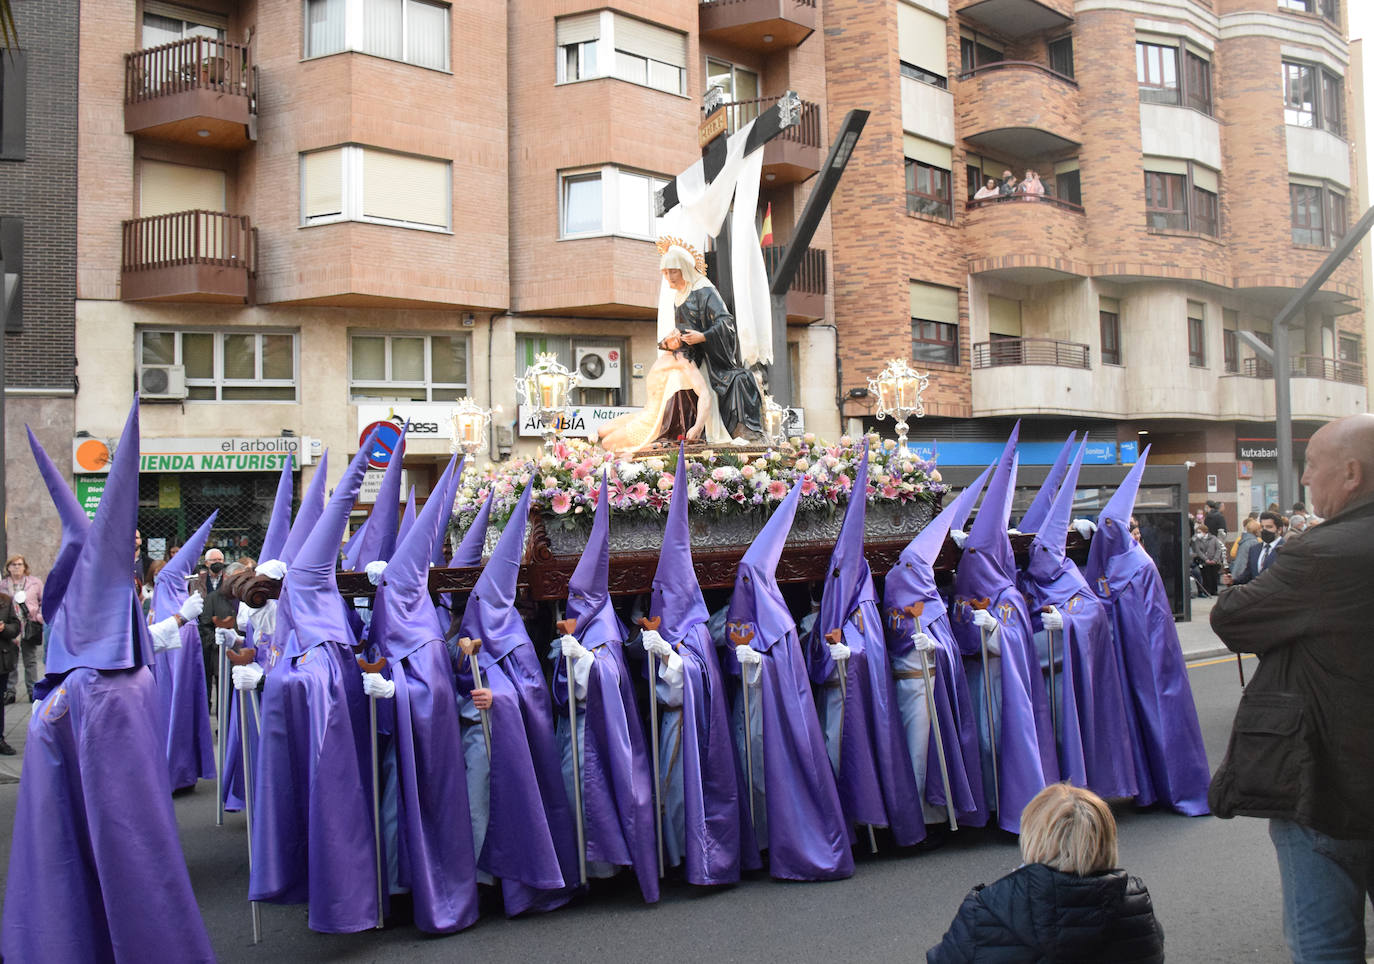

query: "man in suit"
xmin=1223 ymin=511 xmax=1283 ymax=586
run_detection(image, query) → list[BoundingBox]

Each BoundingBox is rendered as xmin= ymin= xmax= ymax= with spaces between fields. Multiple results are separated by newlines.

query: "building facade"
xmin=827 ymin=0 xmax=1366 ymax=530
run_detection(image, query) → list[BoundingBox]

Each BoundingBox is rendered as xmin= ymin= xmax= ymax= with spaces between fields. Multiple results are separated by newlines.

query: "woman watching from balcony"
xmin=973 ymin=177 xmax=999 ymax=201
xmin=1018 ymin=169 xmax=1045 ymax=201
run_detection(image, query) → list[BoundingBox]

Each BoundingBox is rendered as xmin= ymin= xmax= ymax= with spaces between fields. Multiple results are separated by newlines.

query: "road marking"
xmin=1188 ymin=653 xmax=1256 ymax=670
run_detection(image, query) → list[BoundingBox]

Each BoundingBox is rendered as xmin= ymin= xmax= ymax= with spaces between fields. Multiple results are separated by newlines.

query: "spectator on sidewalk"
xmin=1228 ymin=518 xmax=1260 ymax=584
xmin=4 ymin=557 xmax=43 ymax=704
xmin=1224 ymin=511 xmax=1283 ymax=587
xmin=1204 ymin=500 xmax=1227 ymax=539
xmin=0 ymin=592 xmax=20 ymax=753
xmin=1190 ymin=524 xmax=1225 ymax=597
xmin=191 ymin=545 xmax=235 ymax=709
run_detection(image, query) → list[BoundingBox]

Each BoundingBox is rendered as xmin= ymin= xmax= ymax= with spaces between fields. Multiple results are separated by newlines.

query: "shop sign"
xmin=358 ymin=469 xmax=409 ymax=505
xmin=356 ymin=404 xmax=452 ymax=440
xmin=1236 ymin=438 xmax=1308 ymax=461
xmin=73 ymin=436 xmax=311 ymax=474
xmin=74 ymin=475 xmax=106 ymax=519
xmin=517 ymin=405 xmax=638 ymax=439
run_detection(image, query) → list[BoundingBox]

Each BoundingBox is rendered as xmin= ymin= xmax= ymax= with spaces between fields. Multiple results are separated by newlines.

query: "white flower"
xmin=618 ymin=461 xmax=644 ymax=482
xmin=646 ymin=457 xmax=665 ymax=473
xmin=539 ymin=455 xmax=556 ymax=471
xmin=753 ymin=457 xmax=768 ymax=470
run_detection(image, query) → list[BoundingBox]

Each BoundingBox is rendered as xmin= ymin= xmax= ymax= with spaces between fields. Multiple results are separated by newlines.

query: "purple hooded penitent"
xmin=279 ymin=450 xmax=329 ymax=567
xmin=26 ymin=427 xmax=90 ymax=622
xmin=728 ymin=478 xmax=853 ymax=881
xmin=650 ymin=444 xmax=759 ymax=883
xmin=432 ymin=459 xmax=464 ymax=569
xmin=369 ymin=455 xmax=479 ymax=933
xmin=396 ymin=486 xmax=418 ymax=546
xmin=249 ymin=438 xmax=382 ymax=933
xmin=345 ymin=424 xmax=408 ymax=571
xmin=457 ymin=478 xmax=580 ymax=916
xmin=551 ymin=473 xmax=659 ymax=903
xmin=1086 ymin=447 xmax=1210 ymax=816
xmin=451 ymin=488 xmax=493 ymax=568
xmin=1016 ymin=433 xmax=1075 ymax=534
xmin=806 ymin=447 xmax=925 ymax=845
xmin=3 ymin=400 xmax=216 ymax=963
xmin=152 ymin=511 xmax=218 ymax=792
xmin=882 ymin=464 xmax=992 ymax=827
xmin=950 ymin=424 xmax=1059 ymax=831
xmin=259 ymin=454 xmax=295 ymax=562
xmin=1023 ymin=443 xmax=1138 ymax=800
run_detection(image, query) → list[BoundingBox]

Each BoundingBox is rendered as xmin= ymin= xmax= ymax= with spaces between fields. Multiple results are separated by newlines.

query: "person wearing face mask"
xmin=191 ymin=546 xmax=236 ymax=710
xmin=1223 ymin=511 xmax=1283 ymax=586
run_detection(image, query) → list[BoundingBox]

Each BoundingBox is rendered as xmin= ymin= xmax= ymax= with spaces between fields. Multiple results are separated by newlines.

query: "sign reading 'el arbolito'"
xmin=72 ymin=436 xmax=313 ymax=474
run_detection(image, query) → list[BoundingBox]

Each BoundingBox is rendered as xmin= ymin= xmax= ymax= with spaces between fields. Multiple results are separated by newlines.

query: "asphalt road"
xmin=0 ymin=656 xmax=1369 ymax=962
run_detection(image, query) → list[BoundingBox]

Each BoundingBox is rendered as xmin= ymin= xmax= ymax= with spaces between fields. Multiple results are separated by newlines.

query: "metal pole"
xmin=357 ymin=654 xmax=387 ymax=929
xmin=636 ymin=617 xmax=665 ymax=879
xmin=1042 ymin=611 xmax=1058 ymax=741
xmin=462 ymin=637 xmax=492 ymax=756
xmin=825 ymin=627 xmax=874 ymax=853
xmin=973 ymin=603 xmax=1000 ymax=811
xmin=728 ymin=625 xmax=757 ymax=833
xmin=226 ymin=646 xmax=262 ymax=943
xmin=903 ymin=605 xmax=956 ymax=832
xmin=216 ymin=642 xmax=228 ymax=827
xmin=555 ymin=618 xmax=588 ymax=886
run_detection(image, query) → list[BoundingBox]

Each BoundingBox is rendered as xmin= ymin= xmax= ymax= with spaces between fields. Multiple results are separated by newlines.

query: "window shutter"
xmin=898 ymin=2 xmax=947 ymax=75
xmin=302 ymin=148 xmax=344 ymax=219
xmin=1143 ymin=155 xmax=1188 ymax=176
xmin=556 ymin=12 xmax=600 ymax=45
xmin=362 ymin=149 xmax=450 ymax=227
xmin=143 ymin=1 xmax=229 ymax=28
xmin=1054 ymin=158 xmax=1079 ymax=175
xmin=903 ymin=133 xmax=952 ymax=171
xmin=909 ymin=281 xmax=958 ymax=323
xmin=1192 ymin=164 xmax=1219 ymax=193
xmin=139 ymin=160 xmax=227 ymax=216
xmin=988 ymin=296 xmax=1022 ymax=336
xmin=0 ymin=50 xmax=27 ymax=161
xmin=1 ymin=217 xmax=22 ymax=333
xmin=613 ymin=14 xmax=686 ymax=68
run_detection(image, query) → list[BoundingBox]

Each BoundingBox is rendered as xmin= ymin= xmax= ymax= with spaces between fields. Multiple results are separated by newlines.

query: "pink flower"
xmin=882 ymin=484 xmax=899 ymax=499
xmin=838 ymin=474 xmax=852 ymax=491
xmin=657 ymin=474 xmax=674 ymax=492
xmin=741 ymin=465 xmax=756 ymax=479
xmin=767 ymin=480 xmax=788 ymax=500
xmin=702 ymin=480 xmax=724 ymax=499
xmin=551 ymin=492 xmax=572 ymax=514
xmin=572 ymin=464 xmax=589 ymax=480
xmin=629 ymin=482 xmax=650 ymax=501
xmin=801 ymin=477 xmax=819 ymax=496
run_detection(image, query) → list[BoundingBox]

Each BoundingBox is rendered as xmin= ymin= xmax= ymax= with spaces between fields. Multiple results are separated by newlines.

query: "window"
xmin=1192 ymin=184 xmax=1219 ymax=236
xmin=514 ymin=334 xmax=626 ymax=405
xmin=1223 ymin=329 xmax=1238 ymax=372
xmin=707 ymin=59 xmax=761 ymax=130
xmin=0 ymin=218 xmax=21 ymax=332
xmin=1144 ymin=171 xmax=1188 ymax=230
xmin=1048 ymin=36 xmax=1074 ymax=79
xmin=899 ymin=2 xmax=948 ymax=88
xmin=1284 ymin=61 xmax=1343 ymax=135
xmin=1099 ymin=297 xmax=1121 ymax=366
xmin=301 ymin=146 xmax=451 ymax=231
xmin=305 ymin=0 xmax=450 ymax=70
xmin=1338 ymin=333 xmax=1360 ymax=365
xmin=1144 ymin=158 xmax=1220 ymax=235
xmin=903 ymin=134 xmax=952 ymax=219
xmin=0 ymin=49 xmax=26 ymax=161
xmin=140 ymin=329 xmax=298 ymax=401
xmin=909 ymin=282 xmax=959 ymax=367
xmin=1055 ymin=160 xmax=1082 ymax=205
xmin=141 ymin=3 xmax=226 ymax=47
xmin=1137 ymin=39 xmax=1212 ymax=115
xmin=349 ymin=333 xmax=469 ymax=401
xmin=1290 ymin=180 xmax=1347 ymax=247
xmin=556 ymin=11 xmax=686 ymax=95
xmin=558 ymin=166 xmax=669 ymax=239
xmin=1279 ymin=0 xmax=1339 ymax=25
xmin=1187 ymin=301 xmax=1206 ymax=368
xmin=959 ymin=34 xmax=1002 ymax=73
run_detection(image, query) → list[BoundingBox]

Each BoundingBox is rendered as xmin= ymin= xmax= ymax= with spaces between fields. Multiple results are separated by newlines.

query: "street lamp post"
xmin=449 ymin=397 xmax=492 ymax=460
xmin=867 ymin=358 xmax=929 ymax=448
xmin=517 ymin=353 xmax=578 ymax=452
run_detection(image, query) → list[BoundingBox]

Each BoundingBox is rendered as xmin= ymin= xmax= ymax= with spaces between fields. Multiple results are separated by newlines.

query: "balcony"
xmin=956 ymin=0 xmax=1072 ymax=38
xmin=964 ymin=194 xmax=1087 ymax=282
xmin=957 ymin=62 xmax=1080 ymax=157
xmin=699 ymin=0 xmax=816 ymax=53
xmin=125 ymin=38 xmax=257 ymax=150
xmin=762 ymin=244 xmax=826 ymax=321
xmin=718 ymin=95 xmax=823 ymax=185
xmin=1219 ymin=356 xmax=1368 ymax=421
xmin=971 ymin=337 xmax=1098 ymax=416
xmin=972 ymin=336 xmax=1089 ymax=369
xmin=121 ymin=210 xmax=257 ymax=304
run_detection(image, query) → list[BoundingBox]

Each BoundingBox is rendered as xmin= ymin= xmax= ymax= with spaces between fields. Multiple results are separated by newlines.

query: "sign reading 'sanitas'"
xmin=73 ymin=436 xmax=311 ymax=474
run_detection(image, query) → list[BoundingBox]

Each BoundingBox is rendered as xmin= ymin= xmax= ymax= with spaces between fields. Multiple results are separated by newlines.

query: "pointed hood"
xmin=27 ymin=427 xmax=91 ymax=621
xmin=341 ymin=515 xmax=369 ymax=571
xmin=885 ymin=463 xmax=994 ymax=613
xmin=152 ymin=511 xmax=218 ymax=622
xmin=566 ymin=472 xmax=625 ymax=646
xmin=280 ymin=451 xmax=329 ymax=566
xmin=395 ymin=486 xmax=417 ymax=547
xmin=651 ymin=444 xmax=708 ymax=642
xmin=1029 ymin=441 xmax=1086 ymax=572
xmin=816 ymin=445 xmax=874 ymax=640
xmin=451 ymin=488 xmax=493 ymax=568
xmin=371 ymin=456 xmax=457 ymax=661
xmin=432 ymin=458 xmax=465 ymax=567
xmin=727 ymin=477 xmax=804 ymax=650
xmin=458 ymin=476 xmax=534 ymax=660
xmin=1087 ymin=445 xmax=1151 ymax=575
xmin=1017 ymin=434 xmax=1075 ymax=534
xmin=46 ymin=400 xmax=154 ymax=674
xmin=258 ymin=455 xmax=295 ymax=562
xmin=346 ymin=424 xmax=408 ymax=569
xmin=959 ymin=423 xmax=1020 ymax=586
xmin=278 ymin=437 xmax=374 ymax=659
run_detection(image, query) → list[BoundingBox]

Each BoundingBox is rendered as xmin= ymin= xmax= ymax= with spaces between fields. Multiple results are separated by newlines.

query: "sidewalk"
xmin=1177 ymin=594 xmax=1231 ymax=661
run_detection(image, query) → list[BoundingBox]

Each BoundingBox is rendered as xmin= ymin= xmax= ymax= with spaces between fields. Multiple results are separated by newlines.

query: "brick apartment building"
xmin=826 ymin=0 xmax=1367 ymax=530
xmin=65 ymin=0 xmax=838 ymax=558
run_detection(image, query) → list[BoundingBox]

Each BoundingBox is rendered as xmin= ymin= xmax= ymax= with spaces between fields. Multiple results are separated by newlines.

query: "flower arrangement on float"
xmin=453 ymin=433 xmax=945 ymax=533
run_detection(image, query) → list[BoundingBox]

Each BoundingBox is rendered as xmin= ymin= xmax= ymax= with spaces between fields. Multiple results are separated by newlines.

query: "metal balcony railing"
xmin=972 ymin=336 xmax=1091 ymax=369
xmin=712 ymin=94 xmax=822 ymax=149
xmin=1241 ymin=354 xmax=1364 ymax=384
xmin=122 ymin=210 xmax=257 ymax=273
xmin=761 ymin=244 xmax=826 ymax=294
xmin=125 ymin=37 xmax=257 ymax=110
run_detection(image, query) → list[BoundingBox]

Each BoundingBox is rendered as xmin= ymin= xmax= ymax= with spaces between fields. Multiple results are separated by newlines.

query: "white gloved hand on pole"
xmin=364 ymin=561 xmax=388 ymax=586
xmin=912 ymin=631 xmax=936 ymax=653
xmin=949 ymin=530 xmax=968 ymax=549
xmin=1040 ymin=606 xmax=1064 ymax=631
xmin=215 ymin=627 xmax=240 ymax=649
xmin=179 ymin=592 xmax=205 ymax=622
xmin=827 ymin=642 xmax=852 ymax=663
xmin=256 ymin=559 xmax=287 ymax=581
xmin=641 ymin=629 xmax=674 ymax=661
xmin=560 ymin=634 xmax=594 ymax=701
xmin=561 ymin=635 xmax=591 ymax=661
xmin=972 ymin=609 xmax=997 ymax=630
xmin=232 ymin=662 xmax=265 ymax=691
xmin=1072 ymin=519 xmax=1097 ymax=540
xmin=361 ymin=672 xmax=395 ymax=699
xmin=149 ymin=616 xmax=184 ymax=653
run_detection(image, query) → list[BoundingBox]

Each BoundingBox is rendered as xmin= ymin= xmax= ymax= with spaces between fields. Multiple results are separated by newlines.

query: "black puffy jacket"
xmin=926 ymin=863 xmax=1165 ymax=963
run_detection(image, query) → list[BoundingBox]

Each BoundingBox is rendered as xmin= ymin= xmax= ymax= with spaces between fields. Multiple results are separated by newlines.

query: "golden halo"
xmin=655 ymin=235 xmax=707 ymax=276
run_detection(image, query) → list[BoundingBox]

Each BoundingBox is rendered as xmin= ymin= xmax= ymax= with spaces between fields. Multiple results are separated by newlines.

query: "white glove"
xmin=215 ymin=627 xmax=240 ymax=648
xmin=362 ymin=672 xmax=395 ymax=699
xmin=641 ymin=629 xmax=674 ymax=661
xmin=1040 ymin=606 xmax=1064 ymax=631
xmin=247 ymin=598 xmax=277 ymax=638
xmin=912 ymin=631 xmax=936 ymax=653
xmin=560 ymin=635 xmax=591 ymax=662
xmin=149 ymin=616 xmax=184 ymax=653
xmin=365 ymin=560 xmax=388 ymax=586
xmin=950 ymin=529 xmax=968 ymax=549
xmin=257 ymin=559 xmax=287 ymax=580
xmin=734 ymin=645 xmax=762 ymax=666
xmin=1072 ymin=519 xmax=1097 ymax=539
xmin=179 ymin=592 xmax=204 ymax=622
xmin=972 ymin=609 xmax=997 ymax=630
xmin=827 ymin=642 xmax=852 ymax=662
xmin=232 ymin=662 xmax=264 ymax=691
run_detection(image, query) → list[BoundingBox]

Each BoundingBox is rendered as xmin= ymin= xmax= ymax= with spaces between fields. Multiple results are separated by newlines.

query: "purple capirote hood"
xmin=650 ymin=443 xmax=709 ymax=642
xmin=457 ymin=476 xmax=535 ymax=661
xmin=884 ymin=463 xmax=992 ymax=608
xmin=1017 ymin=433 xmax=1075 ymax=534
xmin=26 ymin=427 xmax=91 ymax=622
xmin=279 ymin=450 xmax=330 ymax=566
xmin=726 ymin=477 xmax=804 ymax=652
xmin=151 ymin=511 xmax=218 ymax=622
xmin=258 ymin=454 xmax=296 ymax=562
xmin=815 ymin=446 xmax=874 ymax=640
xmin=565 ymin=472 xmax=625 ymax=646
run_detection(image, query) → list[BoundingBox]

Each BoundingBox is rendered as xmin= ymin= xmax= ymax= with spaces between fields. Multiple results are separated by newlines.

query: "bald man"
xmin=1209 ymin=413 xmax=1374 ymax=963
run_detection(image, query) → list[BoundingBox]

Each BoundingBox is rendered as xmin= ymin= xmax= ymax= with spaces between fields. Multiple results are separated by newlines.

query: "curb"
xmin=1185 ymin=646 xmax=1236 ymax=663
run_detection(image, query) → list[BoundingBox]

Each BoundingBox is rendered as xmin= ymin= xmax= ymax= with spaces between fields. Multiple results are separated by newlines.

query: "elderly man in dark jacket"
xmin=1209 ymin=412 xmax=1374 ymax=964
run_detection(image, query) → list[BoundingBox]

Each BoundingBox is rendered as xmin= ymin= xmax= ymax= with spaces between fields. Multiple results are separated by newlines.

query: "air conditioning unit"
xmin=575 ymin=345 xmax=621 ymax=389
xmin=139 ymin=364 xmax=188 ymax=400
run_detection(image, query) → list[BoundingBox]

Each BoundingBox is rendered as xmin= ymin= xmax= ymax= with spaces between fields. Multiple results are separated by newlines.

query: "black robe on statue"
xmin=675 ymin=285 xmax=762 ymax=436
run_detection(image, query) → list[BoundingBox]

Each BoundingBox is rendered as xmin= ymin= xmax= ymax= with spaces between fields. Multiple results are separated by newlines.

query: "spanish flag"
xmin=759 ymin=202 xmax=774 ymax=246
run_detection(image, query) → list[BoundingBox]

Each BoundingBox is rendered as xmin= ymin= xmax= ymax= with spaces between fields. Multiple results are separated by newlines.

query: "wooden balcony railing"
xmin=125 ymin=37 xmax=257 ymax=110
xmin=122 ymin=210 xmax=256 ymax=273
xmin=966 ymin=193 xmax=1084 ymax=214
xmin=715 ymin=94 xmax=822 ymax=149
xmin=973 ymin=336 xmax=1090 ymax=369
xmin=1241 ymin=354 xmax=1364 ymax=384
xmin=762 ymin=244 xmax=826 ymax=294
